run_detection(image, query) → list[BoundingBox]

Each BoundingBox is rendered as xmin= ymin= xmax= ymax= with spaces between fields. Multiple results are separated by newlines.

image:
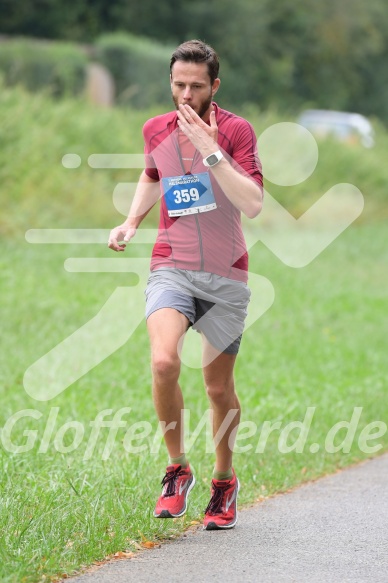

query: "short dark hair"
xmin=170 ymin=40 xmax=220 ymax=84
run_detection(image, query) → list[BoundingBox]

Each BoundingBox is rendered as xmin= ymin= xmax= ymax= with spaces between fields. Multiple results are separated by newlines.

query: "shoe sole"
xmin=203 ymin=519 xmax=237 ymax=530
xmin=203 ymin=478 xmax=240 ymax=530
xmin=154 ymin=475 xmax=196 ymax=519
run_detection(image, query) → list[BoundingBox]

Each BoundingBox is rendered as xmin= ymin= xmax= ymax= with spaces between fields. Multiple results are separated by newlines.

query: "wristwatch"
xmin=203 ymin=150 xmax=223 ymax=167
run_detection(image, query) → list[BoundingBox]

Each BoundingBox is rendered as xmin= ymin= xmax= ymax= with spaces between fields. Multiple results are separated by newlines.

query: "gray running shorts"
xmin=144 ymin=268 xmax=251 ymax=354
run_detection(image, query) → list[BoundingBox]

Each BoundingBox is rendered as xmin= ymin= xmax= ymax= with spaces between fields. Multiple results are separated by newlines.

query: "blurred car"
xmin=297 ymin=109 xmax=375 ymax=148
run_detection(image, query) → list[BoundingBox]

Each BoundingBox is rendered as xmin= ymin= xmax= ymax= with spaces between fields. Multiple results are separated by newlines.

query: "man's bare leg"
xmin=147 ymin=308 xmax=190 ymax=458
xmin=202 ymin=338 xmax=240 ymax=473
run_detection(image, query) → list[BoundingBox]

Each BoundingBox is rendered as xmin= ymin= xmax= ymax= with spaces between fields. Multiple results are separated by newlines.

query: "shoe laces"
xmin=161 ymin=465 xmax=184 ymax=497
xmin=204 ymin=481 xmax=231 ymax=515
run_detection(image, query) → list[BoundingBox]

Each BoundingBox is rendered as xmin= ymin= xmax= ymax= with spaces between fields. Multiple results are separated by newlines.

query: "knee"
xmin=152 ymin=353 xmax=180 ymax=381
xmin=206 ymin=381 xmax=234 ymax=404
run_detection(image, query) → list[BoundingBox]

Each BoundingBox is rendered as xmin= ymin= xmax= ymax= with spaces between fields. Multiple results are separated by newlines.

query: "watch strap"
xmin=203 ymin=150 xmax=223 ymax=167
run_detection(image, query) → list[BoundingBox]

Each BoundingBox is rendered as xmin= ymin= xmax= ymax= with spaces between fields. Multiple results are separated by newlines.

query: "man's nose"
xmin=183 ymin=86 xmax=192 ymax=100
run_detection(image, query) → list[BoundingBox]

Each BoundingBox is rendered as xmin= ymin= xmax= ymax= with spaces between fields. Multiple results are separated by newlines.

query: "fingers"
xmin=177 ymin=108 xmax=191 ymax=129
xmin=177 ymin=105 xmax=218 ymax=141
xmin=108 ymin=235 xmax=126 ymax=252
xmin=177 ymin=106 xmax=206 ymax=137
xmin=178 ymin=104 xmax=201 ymax=124
xmin=179 ymin=103 xmax=194 ymax=117
xmin=108 ymin=227 xmax=134 ymax=252
xmin=177 ymin=104 xmax=218 ymax=153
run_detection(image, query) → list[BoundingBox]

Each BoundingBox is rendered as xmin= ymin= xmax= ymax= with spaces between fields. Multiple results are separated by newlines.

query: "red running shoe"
xmin=203 ymin=469 xmax=240 ymax=530
xmin=154 ymin=464 xmax=195 ymax=518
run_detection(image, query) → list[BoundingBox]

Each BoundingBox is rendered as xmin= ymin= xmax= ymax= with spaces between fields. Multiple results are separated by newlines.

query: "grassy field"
xmin=0 ymin=86 xmax=387 ymax=582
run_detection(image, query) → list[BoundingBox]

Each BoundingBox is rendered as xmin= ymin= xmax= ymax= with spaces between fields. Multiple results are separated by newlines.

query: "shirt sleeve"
xmin=231 ymin=119 xmax=263 ymax=188
xmin=142 ymin=120 xmax=160 ymax=181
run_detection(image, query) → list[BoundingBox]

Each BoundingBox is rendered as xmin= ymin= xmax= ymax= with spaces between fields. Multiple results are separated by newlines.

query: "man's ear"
xmin=212 ymin=78 xmax=221 ymax=96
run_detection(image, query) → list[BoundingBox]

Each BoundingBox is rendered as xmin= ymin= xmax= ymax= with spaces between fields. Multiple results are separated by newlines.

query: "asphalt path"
xmin=68 ymin=453 xmax=388 ymax=583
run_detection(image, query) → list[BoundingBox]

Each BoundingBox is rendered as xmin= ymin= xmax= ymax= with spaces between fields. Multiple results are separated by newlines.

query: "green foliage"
xmin=291 ymin=0 xmax=388 ymax=119
xmin=0 ymin=37 xmax=87 ymax=97
xmin=0 ymin=0 xmax=127 ymax=42
xmin=205 ymin=0 xmax=388 ymax=119
xmin=94 ymin=33 xmax=173 ymax=108
xmin=1 ymin=1 xmax=388 ymax=120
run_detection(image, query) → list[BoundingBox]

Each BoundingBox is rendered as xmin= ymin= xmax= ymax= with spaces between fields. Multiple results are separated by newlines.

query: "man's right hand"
xmin=108 ymin=224 xmax=136 ymax=252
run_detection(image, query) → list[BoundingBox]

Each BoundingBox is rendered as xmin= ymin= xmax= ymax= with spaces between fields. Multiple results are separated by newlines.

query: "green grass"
xmin=1 ymin=221 xmax=387 ymax=582
xmin=1 ymin=85 xmax=388 ymax=581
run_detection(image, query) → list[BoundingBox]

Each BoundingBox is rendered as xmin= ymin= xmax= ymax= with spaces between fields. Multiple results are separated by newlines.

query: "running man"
xmin=108 ymin=40 xmax=263 ymax=530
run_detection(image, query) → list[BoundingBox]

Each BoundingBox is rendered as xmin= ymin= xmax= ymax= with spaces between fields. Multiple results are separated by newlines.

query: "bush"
xmin=0 ymin=37 xmax=87 ymax=97
xmin=95 ymin=33 xmax=173 ymax=108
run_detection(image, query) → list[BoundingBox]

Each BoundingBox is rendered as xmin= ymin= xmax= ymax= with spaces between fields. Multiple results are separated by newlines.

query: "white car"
xmin=297 ymin=109 xmax=375 ymax=148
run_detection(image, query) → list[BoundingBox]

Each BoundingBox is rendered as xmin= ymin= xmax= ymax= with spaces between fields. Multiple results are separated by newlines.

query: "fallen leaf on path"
xmin=113 ymin=551 xmax=136 ymax=559
xmin=141 ymin=541 xmax=161 ymax=549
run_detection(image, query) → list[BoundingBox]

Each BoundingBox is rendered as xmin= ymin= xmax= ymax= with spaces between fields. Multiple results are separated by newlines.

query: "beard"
xmin=172 ymin=91 xmax=213 ymax=119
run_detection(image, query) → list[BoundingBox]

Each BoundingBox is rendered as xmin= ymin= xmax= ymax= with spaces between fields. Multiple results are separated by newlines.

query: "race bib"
xmin=162 ymin=172 xmax=217 ymax=217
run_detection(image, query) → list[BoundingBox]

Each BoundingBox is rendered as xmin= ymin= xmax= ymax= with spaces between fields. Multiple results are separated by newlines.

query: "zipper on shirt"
xmin=194 ymin=214 xmax=204 ymax=271
xmin=175 ymin=129 xmax=204 ymax=270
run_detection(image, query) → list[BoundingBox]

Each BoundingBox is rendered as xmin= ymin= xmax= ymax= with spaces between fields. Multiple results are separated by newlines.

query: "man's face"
xmin=170 ymin=61 xmax=220 ymax=120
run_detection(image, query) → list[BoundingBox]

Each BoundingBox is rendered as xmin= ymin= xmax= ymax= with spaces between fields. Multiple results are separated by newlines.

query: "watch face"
xmin=206 ymin=154 xmax=219 ymax=166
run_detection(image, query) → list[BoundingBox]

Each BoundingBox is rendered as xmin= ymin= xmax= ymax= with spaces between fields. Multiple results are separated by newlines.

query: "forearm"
xmin=124 ymin=170 xmax=161 ymax=228
xmin=209 ymin=157 xmax=263 ymax=218
xmin=108 ymin=171 xmax=160 ymax=251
